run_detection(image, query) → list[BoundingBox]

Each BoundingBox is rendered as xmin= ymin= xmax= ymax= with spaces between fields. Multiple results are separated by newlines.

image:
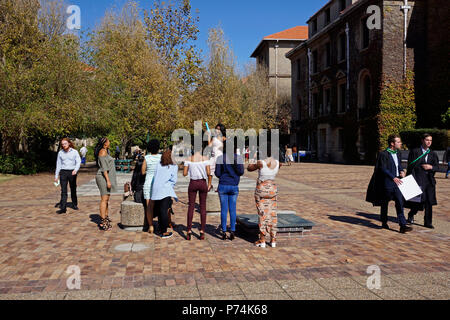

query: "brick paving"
xmin=0 ymin=163 xmax=449 ymax=300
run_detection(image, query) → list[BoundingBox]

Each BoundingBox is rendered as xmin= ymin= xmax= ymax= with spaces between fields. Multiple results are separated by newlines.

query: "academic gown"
xmin=404 ymin=148 xmax=439 ymax=210
xmin=366 ymin=150 xmax=403 ymax=207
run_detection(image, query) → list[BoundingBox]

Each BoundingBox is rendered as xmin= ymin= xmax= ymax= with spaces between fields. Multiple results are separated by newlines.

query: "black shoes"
xmin=56 ymin=209 xmax=66 ymax=214
xmin=400 ymin=225 xmax=413 ymax=234
xmin=381 ymin=223 xmax=390 ymax=230
xmin=407 ymin=216 xmax=414 ymax=224
xmin=72 ymin=205 xmax=79 ymax=211
xmin=221 ymin=231 xmax=227 ymax=240
xmin=424 ymin=224 xmax=435 ymax=229
xmin=229 ymin=232 xmax=235 ymax=241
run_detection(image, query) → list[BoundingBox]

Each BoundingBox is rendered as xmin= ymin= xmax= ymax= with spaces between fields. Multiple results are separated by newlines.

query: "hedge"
xmin=400 ymin=129 xmax=449 ymax=150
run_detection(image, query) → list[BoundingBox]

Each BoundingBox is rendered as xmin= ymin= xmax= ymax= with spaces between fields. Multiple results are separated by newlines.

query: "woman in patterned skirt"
xmin=247 ymin=147 xmax=281 ymax=248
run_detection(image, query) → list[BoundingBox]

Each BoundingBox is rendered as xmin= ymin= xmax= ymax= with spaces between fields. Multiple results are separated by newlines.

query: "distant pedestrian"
xmin=141 ymin=139 xmax=162 ymax=234
xmin=405 ymin=134 xmax=439 ymax=229
xmin=366 ymin=135 xmax=412 ymax=233
xmin=215 ymin=136 xmax=245 ymax=241
xmin=247 ymin=147 xmax=281 ymax=248
xmin=208 ymin=123 xmax=226 ymax=179
xmin=183 ymin=138 xmax=212 ymax=241
xmin=151 ymin=148 xmax=178 ymax=239
xmin=115 ymin=145 xmax=120 ymax=160
xmin=285 ymin=145 xmax=293 ymax=166
xmin=80 ymin=145 xmax=88 ymax=165
xmin=54 ymin=138 xmax=81 ymax=214
xmin=94 ymin=138 xmax=117 ymax=231
xmin=292 ymin=145 xmax=298 ymax=163
xmin=445 ymin=146 xmax=450 ymax=179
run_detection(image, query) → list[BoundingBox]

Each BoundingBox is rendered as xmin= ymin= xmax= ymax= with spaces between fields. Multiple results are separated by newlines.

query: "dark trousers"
xmin=60 ymin=170 xmax=78 ymax=211
xmin=380 ymin=188 xmax=407 ymax=227
xmin=409 ymin=205 xmax=433 ymax=226
xmin=187 ymin=179 xmax=208 ymax=232
xmin=154 ymin=197 xmax=171 ymax=234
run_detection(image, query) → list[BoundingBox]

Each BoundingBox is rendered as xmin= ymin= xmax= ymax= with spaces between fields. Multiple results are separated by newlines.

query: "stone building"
xmin=286 ymin=0 xmax=448 ymax=164
xmin=251 ymin=26 xmax=308 ymax=101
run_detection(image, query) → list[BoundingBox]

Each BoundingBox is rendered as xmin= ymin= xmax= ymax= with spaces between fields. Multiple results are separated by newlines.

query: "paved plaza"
xmin=0 ymin=163 xmax=449 ymax=300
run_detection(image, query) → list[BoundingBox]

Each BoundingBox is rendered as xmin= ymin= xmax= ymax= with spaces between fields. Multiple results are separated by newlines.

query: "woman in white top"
xmin=247 ymin=147 xmax=281 ymax=248
xmin=141 ymin=139 xmax=162 ymax=234
xmin=208 ymin=123 xmax=226 ymax=178
xmin=183 ymin=139 xmax=212 ymax=240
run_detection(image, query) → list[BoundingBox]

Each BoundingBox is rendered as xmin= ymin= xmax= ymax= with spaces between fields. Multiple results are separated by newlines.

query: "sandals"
xmin=187 ymin=231 xmax=192 ymax=241
xmin=199 ymin=232 xmax=205 ymax=241
xmin=99 ymin=218 xmax=112 ymax=231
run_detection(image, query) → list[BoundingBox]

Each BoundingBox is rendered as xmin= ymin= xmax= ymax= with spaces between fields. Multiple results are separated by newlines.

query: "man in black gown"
xmin=366 ymin=135 xmax=412 ymax=233
xmin=405 ymin=134 xmax=439 ymax=229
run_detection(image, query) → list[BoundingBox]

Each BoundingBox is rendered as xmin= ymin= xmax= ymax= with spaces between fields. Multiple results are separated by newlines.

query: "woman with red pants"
xmin=183 ymin=139 xmax=212 ymax=240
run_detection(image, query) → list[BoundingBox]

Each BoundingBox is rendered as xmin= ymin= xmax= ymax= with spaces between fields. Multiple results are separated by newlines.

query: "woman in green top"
xmin=94 ymin=138 xmax=117 ymax=231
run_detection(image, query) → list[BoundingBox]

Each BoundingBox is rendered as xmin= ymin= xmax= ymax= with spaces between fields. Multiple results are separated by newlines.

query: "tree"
xmin=0 ymin=0 xmax=99 ymax=155
xmin=144 ymin=0 xmax=202 ymax=89
xmin=87 ymin=1 xmax=179 ymax=156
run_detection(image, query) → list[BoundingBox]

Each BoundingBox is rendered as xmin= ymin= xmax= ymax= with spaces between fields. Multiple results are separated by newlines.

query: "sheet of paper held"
xmin=398 ymin=175 xmax=423 ymax=201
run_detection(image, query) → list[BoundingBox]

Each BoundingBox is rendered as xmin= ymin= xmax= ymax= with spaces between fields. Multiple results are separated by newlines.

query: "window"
xmin=361 ymin=17 xmax=370 ymax=49
xmin=312 ymin=50 xmax=318 ymax=73
xmin=312 ymin=19 xmax=317 ymax=34
xmin=323 ymin=88 xmax=331 ymax=115
xmin=325 ymin=42 xmax=331 ymax=67
xmin=338 ymin=82 xmax=346 ymax=113
xmin=339 ymin=33 xmax=346 ymax=61
xmin=339 ymin=0 xmax=346 ymax=12
xmin=363 ymin=76 xmax=371 ymax=109
xmin=312 ymin=92 xmax=319 ymax=118
xmin=297 ymin=59 xmax=301 ymax=81
xmin=338 ymin=129 xmax=345 ymax=151
xmin=325 ymin=8 xmax=331 ymax=25
xmin=298 ymin=99 xmax=302 ymax=121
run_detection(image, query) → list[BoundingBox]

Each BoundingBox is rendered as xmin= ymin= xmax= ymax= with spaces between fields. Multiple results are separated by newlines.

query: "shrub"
xmin=400 ymin=129 xmax=448 ymax=150
xmin=0 ymin=153 xmax=47 ymax=175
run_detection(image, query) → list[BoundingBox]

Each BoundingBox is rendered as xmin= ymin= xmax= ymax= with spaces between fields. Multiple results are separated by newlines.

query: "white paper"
xmin=398 ymin=175 xmax=422 ymax=201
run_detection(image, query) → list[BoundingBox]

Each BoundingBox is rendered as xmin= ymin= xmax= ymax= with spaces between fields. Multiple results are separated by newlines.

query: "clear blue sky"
xmin=69 ymin=0 xmax=325 ymax=72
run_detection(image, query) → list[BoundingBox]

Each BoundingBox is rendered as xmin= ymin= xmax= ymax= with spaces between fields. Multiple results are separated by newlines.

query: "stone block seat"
xmin=236 ymin=211 xmax=315 ymax=237
xmin=120 ymin=200 xmax=145 ymax=230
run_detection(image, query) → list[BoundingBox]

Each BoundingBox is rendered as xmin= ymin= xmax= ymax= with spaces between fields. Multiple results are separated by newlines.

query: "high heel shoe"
xmin=199 ymin=232 xmax=205 ymax=240
xmin=187 ymin=231 xmax=192 ymax=241
xmin=221 ymin=231 xmax=227 ymax=240
xmin=229 ymin=232 xmax=235 ymax=241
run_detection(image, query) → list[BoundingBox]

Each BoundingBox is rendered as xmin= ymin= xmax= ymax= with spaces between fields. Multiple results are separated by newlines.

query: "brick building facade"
xmin=287 ymin=0 xmax=448 ymax=164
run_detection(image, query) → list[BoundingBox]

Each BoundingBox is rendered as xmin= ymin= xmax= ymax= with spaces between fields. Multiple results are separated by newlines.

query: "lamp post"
xmin=401 ymin=0 xmax=411 ymax=79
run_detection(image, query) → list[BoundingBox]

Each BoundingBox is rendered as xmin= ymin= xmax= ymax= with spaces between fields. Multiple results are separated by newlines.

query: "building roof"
xmin=251 ymin=26 xmax=308 ymax=58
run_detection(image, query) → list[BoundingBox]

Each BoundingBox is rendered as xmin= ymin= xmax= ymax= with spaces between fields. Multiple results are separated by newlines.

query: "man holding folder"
xmin=366 ymin=135 xmax=412 ymax=233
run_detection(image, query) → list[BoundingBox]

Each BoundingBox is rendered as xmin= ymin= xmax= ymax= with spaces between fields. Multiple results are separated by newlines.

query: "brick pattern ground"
xmin=0 ymin=163 xmax=448 ymax=299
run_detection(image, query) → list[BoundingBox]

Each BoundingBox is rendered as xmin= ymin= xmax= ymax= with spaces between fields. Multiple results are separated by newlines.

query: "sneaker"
xmin=269 ymin=239 xmax=276 ymax=248
xmin=161 ymin=232 xmax=173 ymax=239
xmin=255 ymin=240 xmax=266 ymax=248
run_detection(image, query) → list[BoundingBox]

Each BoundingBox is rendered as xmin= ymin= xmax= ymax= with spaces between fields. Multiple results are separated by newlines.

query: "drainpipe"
xmin=307 ymin=47 xmax=312 ymax=118
xmin=275 ymin=40 xmax=279 ymax=115
xmin=345 ymin=22 xmax=350 ymax=111
xmin=401 ymin=0 xmax=411 ymax=79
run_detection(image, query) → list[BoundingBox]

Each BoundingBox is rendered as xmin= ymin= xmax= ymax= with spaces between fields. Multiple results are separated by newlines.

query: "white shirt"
xmin=421 ymin=147 xmax=429 ymax=163
xmin=55 ymin=148 xmax=81 ymax=179
xmin=185 ymin=160 xmax=210 ymax=180
xmin=258 ymin=159 xmax=279 ymax=182
xmin=80 ymin=146 xmax=88 ymax=157
xmin=390 ymin=153 xmax=399 ymax=177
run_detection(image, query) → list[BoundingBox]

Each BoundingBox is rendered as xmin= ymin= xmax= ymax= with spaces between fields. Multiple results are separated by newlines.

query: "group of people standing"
xmin=366 ymin=133 xmax=441 ymax=233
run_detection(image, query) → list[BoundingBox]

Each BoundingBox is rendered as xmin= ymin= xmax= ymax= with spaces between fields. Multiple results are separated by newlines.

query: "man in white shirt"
xmin=80 ymin=145 xmax=88 ymax=165
xmin=55 ymin=138 xmax=81 ymax=214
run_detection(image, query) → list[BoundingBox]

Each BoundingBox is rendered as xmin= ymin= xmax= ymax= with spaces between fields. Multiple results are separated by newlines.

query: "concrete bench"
xmin=120 ymin=200 xmax=145 ymax=229
xmin=236 ymin=211 xmax=315 ymax=237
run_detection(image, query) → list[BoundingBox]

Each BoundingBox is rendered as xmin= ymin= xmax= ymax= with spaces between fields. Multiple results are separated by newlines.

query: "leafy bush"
xmin=400 ymin=129 xmax=449 ymax=150
xmin=0 ymin=153 xmax=48 ymax=175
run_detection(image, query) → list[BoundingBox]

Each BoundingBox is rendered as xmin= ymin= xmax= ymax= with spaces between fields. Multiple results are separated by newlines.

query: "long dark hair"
xmin=94 ymin=137 xmax=108 ymax=167
xmin=215 ymin=123 xmax=226 ymax=138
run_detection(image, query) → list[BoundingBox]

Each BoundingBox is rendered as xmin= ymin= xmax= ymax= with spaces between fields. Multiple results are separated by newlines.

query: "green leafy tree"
xmin=87 ymin=1 xmax=179 ymax=156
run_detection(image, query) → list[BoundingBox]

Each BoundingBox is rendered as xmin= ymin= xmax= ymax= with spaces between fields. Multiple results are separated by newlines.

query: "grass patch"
xmin=0 ymin=174 xmax=16 ymax=184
